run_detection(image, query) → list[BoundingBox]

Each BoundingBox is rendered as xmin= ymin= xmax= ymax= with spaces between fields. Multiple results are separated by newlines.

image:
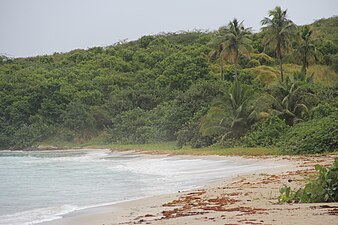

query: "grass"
xmin=243 ymin=64 xmax=337 ymax=87
xmin=283 ymin=64 xmax=338 ymax=86
xmin=39 ymin=139 xmax=280 ymax=156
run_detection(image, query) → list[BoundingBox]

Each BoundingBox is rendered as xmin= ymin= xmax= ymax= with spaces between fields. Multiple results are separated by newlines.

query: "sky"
xmin=0 ymin=0 xmax=337 ymax=58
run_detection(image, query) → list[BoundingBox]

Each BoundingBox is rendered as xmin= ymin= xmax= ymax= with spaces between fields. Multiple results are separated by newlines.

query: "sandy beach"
xmin=39 ymin=153 xmax=338 ymax=225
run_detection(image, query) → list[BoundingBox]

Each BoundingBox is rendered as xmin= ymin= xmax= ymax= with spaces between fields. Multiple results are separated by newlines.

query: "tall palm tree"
xmin=223 ymin=19 xmax=252 ymax=80
xmin=296 ymin=26 xmax=317 ymax=75
xmin=209 ymin=32 xmax=226 ymax=80
xmin=261 ymin=6 xmax=296 ymax=82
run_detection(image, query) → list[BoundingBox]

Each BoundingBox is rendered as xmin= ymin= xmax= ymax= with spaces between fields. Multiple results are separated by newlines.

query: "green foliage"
xmin=311 ymin=103 xmax=338 ymax=119
xmin=250 ymin=52 xmax=275 ymax=65
xmin=157 ymin=53 xmax=209 ymax=90
xmin=270 ymin=80 xmax=312 ymax=125
xmin=278 ymin=115 xmax=338 ymax=154
xmin=109 ymin=108 xmax=150 ymax=143
xmin=247 ymin=59 xmax=261 ymax=68
xmin=261 ymin=6 xmax=297 ymax=82
xmin=62 ymin=101 xmax=95 ymax=132
xmin=279 ymin=158 xmax=338 ymax=203
xmin=0 ymin=14 xmax=337 ymax=152
xmin=331 ymin=53 xmax=338 ymax=73
xmin=11 ymin=115 xmax=52 ymax=149
xmin=241 ymin=115 xmax=288 ymax=147
xmin=223 ymin=67 xmax=254 ymax=84
xmin=290 ymin=26 xmax=318 ymax=76
xmin=200 ymin=81 xmax=258 ymax=142
xmin=209 ymin=19 xmax=252 ymax=81
xmin=176 ymin=108 xmax=215 ymax=148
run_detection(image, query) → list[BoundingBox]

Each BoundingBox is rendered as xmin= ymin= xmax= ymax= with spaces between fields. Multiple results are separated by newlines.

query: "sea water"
xmin=0 ymin=149 xmax=280 ymax=225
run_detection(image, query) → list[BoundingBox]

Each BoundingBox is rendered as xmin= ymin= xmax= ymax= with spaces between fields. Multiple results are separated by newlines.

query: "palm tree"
xmin=270 ymin=80 xmax=309 ymax=125
xmin=296 ymin=26 xmax=317 ymax=75
xmin=209 ymin=32 xmax=226 ymax=80
xmin=261 ymin=6 xmax=296 ymax=82
xmin=200 ymin=81 xmax=258 ymax=140
xmin=223 ymin=19 xmax=252 ymax=80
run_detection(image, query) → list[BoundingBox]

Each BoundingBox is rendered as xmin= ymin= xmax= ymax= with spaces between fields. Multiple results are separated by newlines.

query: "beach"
xmin=40 ymin=153 xmax=338 ymax=225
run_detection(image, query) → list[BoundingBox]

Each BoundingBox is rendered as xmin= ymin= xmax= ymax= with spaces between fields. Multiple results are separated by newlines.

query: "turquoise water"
xmin=0 ymin=149 xmax=279 ymax=225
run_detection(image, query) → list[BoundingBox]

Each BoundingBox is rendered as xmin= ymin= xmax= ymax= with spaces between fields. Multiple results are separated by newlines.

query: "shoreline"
xmin=3 ymin=149 xmax=336 ymax=224
xmin=38 ymin=153 xmax=331 ymax=225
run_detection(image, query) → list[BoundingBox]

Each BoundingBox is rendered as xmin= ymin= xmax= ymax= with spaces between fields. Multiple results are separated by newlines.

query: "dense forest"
xmin=0 ymin=7 xmax=337 ymax=152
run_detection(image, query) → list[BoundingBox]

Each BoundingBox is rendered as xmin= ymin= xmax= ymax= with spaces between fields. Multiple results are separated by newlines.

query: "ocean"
xmin=0 ymin=149 xmax=280 ymax=225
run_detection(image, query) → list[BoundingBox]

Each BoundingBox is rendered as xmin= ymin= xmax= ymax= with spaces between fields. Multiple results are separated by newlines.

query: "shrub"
xmin=109 ymin=108 xmax=149 ymax=143
xmin=279 ymin=158 xmax=338 ymax=203
xmin=12 ymin=120 xmax=51 ymax=149
xmin=176 ymin=110 xmax=216 ymax=148
xmin=241 ymin=115 xmax=289 ymax=147
xmin=311 ymin=103 xmax=338 ymax=119
xmin=278 ymin=115 xmax=338 ymax=154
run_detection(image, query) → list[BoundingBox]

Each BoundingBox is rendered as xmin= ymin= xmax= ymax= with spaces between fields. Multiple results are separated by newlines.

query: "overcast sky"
xmin=0 ymin=0 xmax=337 ymax=57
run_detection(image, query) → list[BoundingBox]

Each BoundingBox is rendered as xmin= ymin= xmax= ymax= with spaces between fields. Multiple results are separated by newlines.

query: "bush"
xmin=279 ymin=158 xmax=338 ymax=203
xmin=12 ymin=120 xmax=51 ymax=149
xmin=278 ymin=115 xmax=338 ymax=154
xmin=241 ymin=115 xmax=289 ymax=147
xmin=311 ymin=103 xmax=338 ymax=119
xmin=62 ymin=101 xmax=95 ymax=132
xmin=176 ymin=109 xmax=216 ymax=148
xmin=109 ymin=108 xmax=149 ymax=143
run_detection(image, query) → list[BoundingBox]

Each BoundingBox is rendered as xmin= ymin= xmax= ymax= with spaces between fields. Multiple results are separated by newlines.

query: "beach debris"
xmin=328 ymin=208 xmax=338 ymax=216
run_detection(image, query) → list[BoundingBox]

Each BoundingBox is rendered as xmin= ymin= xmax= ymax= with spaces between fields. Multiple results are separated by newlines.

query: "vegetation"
xmin=221 ymin=19 xmax=252 ymax=79
xmin=295 ymin=26 xmax=318 ymax=75
xmin=261 ymin=6 xmax=296 ymax=82
xmin=279 ymin=158 xmax=338 ymax=203
xmin=278 ymin=115 xmax=338 ymax=154
xmin=0 ymin=7 xmax=337 ymax=155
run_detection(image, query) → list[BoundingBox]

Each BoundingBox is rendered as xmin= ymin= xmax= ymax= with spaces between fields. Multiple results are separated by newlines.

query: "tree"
xmin=270 ymin=80 xmax=310 ymax=126
xmin=261 ymin=6 xmax=296 ymax=82
xmin=200 ymin=81 xmax=258 ymax=140
xmin=209 ymin=19 xmax=252 ymax=80
xmin=209 ymin=29 xmax=227 ymax=80
xmin=223 ymin=19 xmax=252 ymax=80
xmin=296 ymin=26 xmax=318 ymax=75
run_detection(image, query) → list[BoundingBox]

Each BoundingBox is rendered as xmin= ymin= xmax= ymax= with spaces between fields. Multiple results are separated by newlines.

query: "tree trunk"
xmin=279 ymin=56 xmax=284 ymax=82
xmin=220 ymin=56 xmax=224 ymax=80
xmin=234 ymin=63 xmax=237 ymax=81
xmin=303 ymin=56 xmax=307 ymax=75
xmin=277 ymin=42 xmax=284 ymax=82
xmin=234 ymin=50 xmax=239 ymax=81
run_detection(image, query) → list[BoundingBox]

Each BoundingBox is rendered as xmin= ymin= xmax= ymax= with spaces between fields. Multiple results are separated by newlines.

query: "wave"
xmin=8 ymin=150 xmax=112 ymax=164
xmin=0 ymin=204 xmax=78 ymax=225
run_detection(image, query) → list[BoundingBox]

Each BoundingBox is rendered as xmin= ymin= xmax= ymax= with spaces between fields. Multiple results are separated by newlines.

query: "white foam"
xmin=20 ymin=151 xmax=111 ymax=164
xmin=0 ymin=205 xmax=78 ymax=225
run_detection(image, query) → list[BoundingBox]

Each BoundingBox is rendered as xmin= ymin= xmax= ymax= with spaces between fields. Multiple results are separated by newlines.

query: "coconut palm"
xmin=261 ymin=6 xmax=296 ymax=82
xmin=200 ymin=81 xmax=258 ymax=140
xmin=296 ymin=26 xmax=317 ymax=75
xmin=223 ymin=19 xmax=252 ymax=80
xmin=209 ymin=31 xmax=227 ymax=80
xmin=270 ymin=80 xmax=310 ymax=125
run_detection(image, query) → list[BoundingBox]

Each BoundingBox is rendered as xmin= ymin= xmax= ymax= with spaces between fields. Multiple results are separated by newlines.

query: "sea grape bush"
xmin=277 ymin=115 xmax=338 ymax=154
xmin=279 ymin=158 xmax=338 ymax=203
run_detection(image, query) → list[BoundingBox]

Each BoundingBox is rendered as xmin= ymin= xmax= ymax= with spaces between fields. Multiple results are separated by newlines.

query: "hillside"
xmin=0 ymin=16 xmax=337 ymax=152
